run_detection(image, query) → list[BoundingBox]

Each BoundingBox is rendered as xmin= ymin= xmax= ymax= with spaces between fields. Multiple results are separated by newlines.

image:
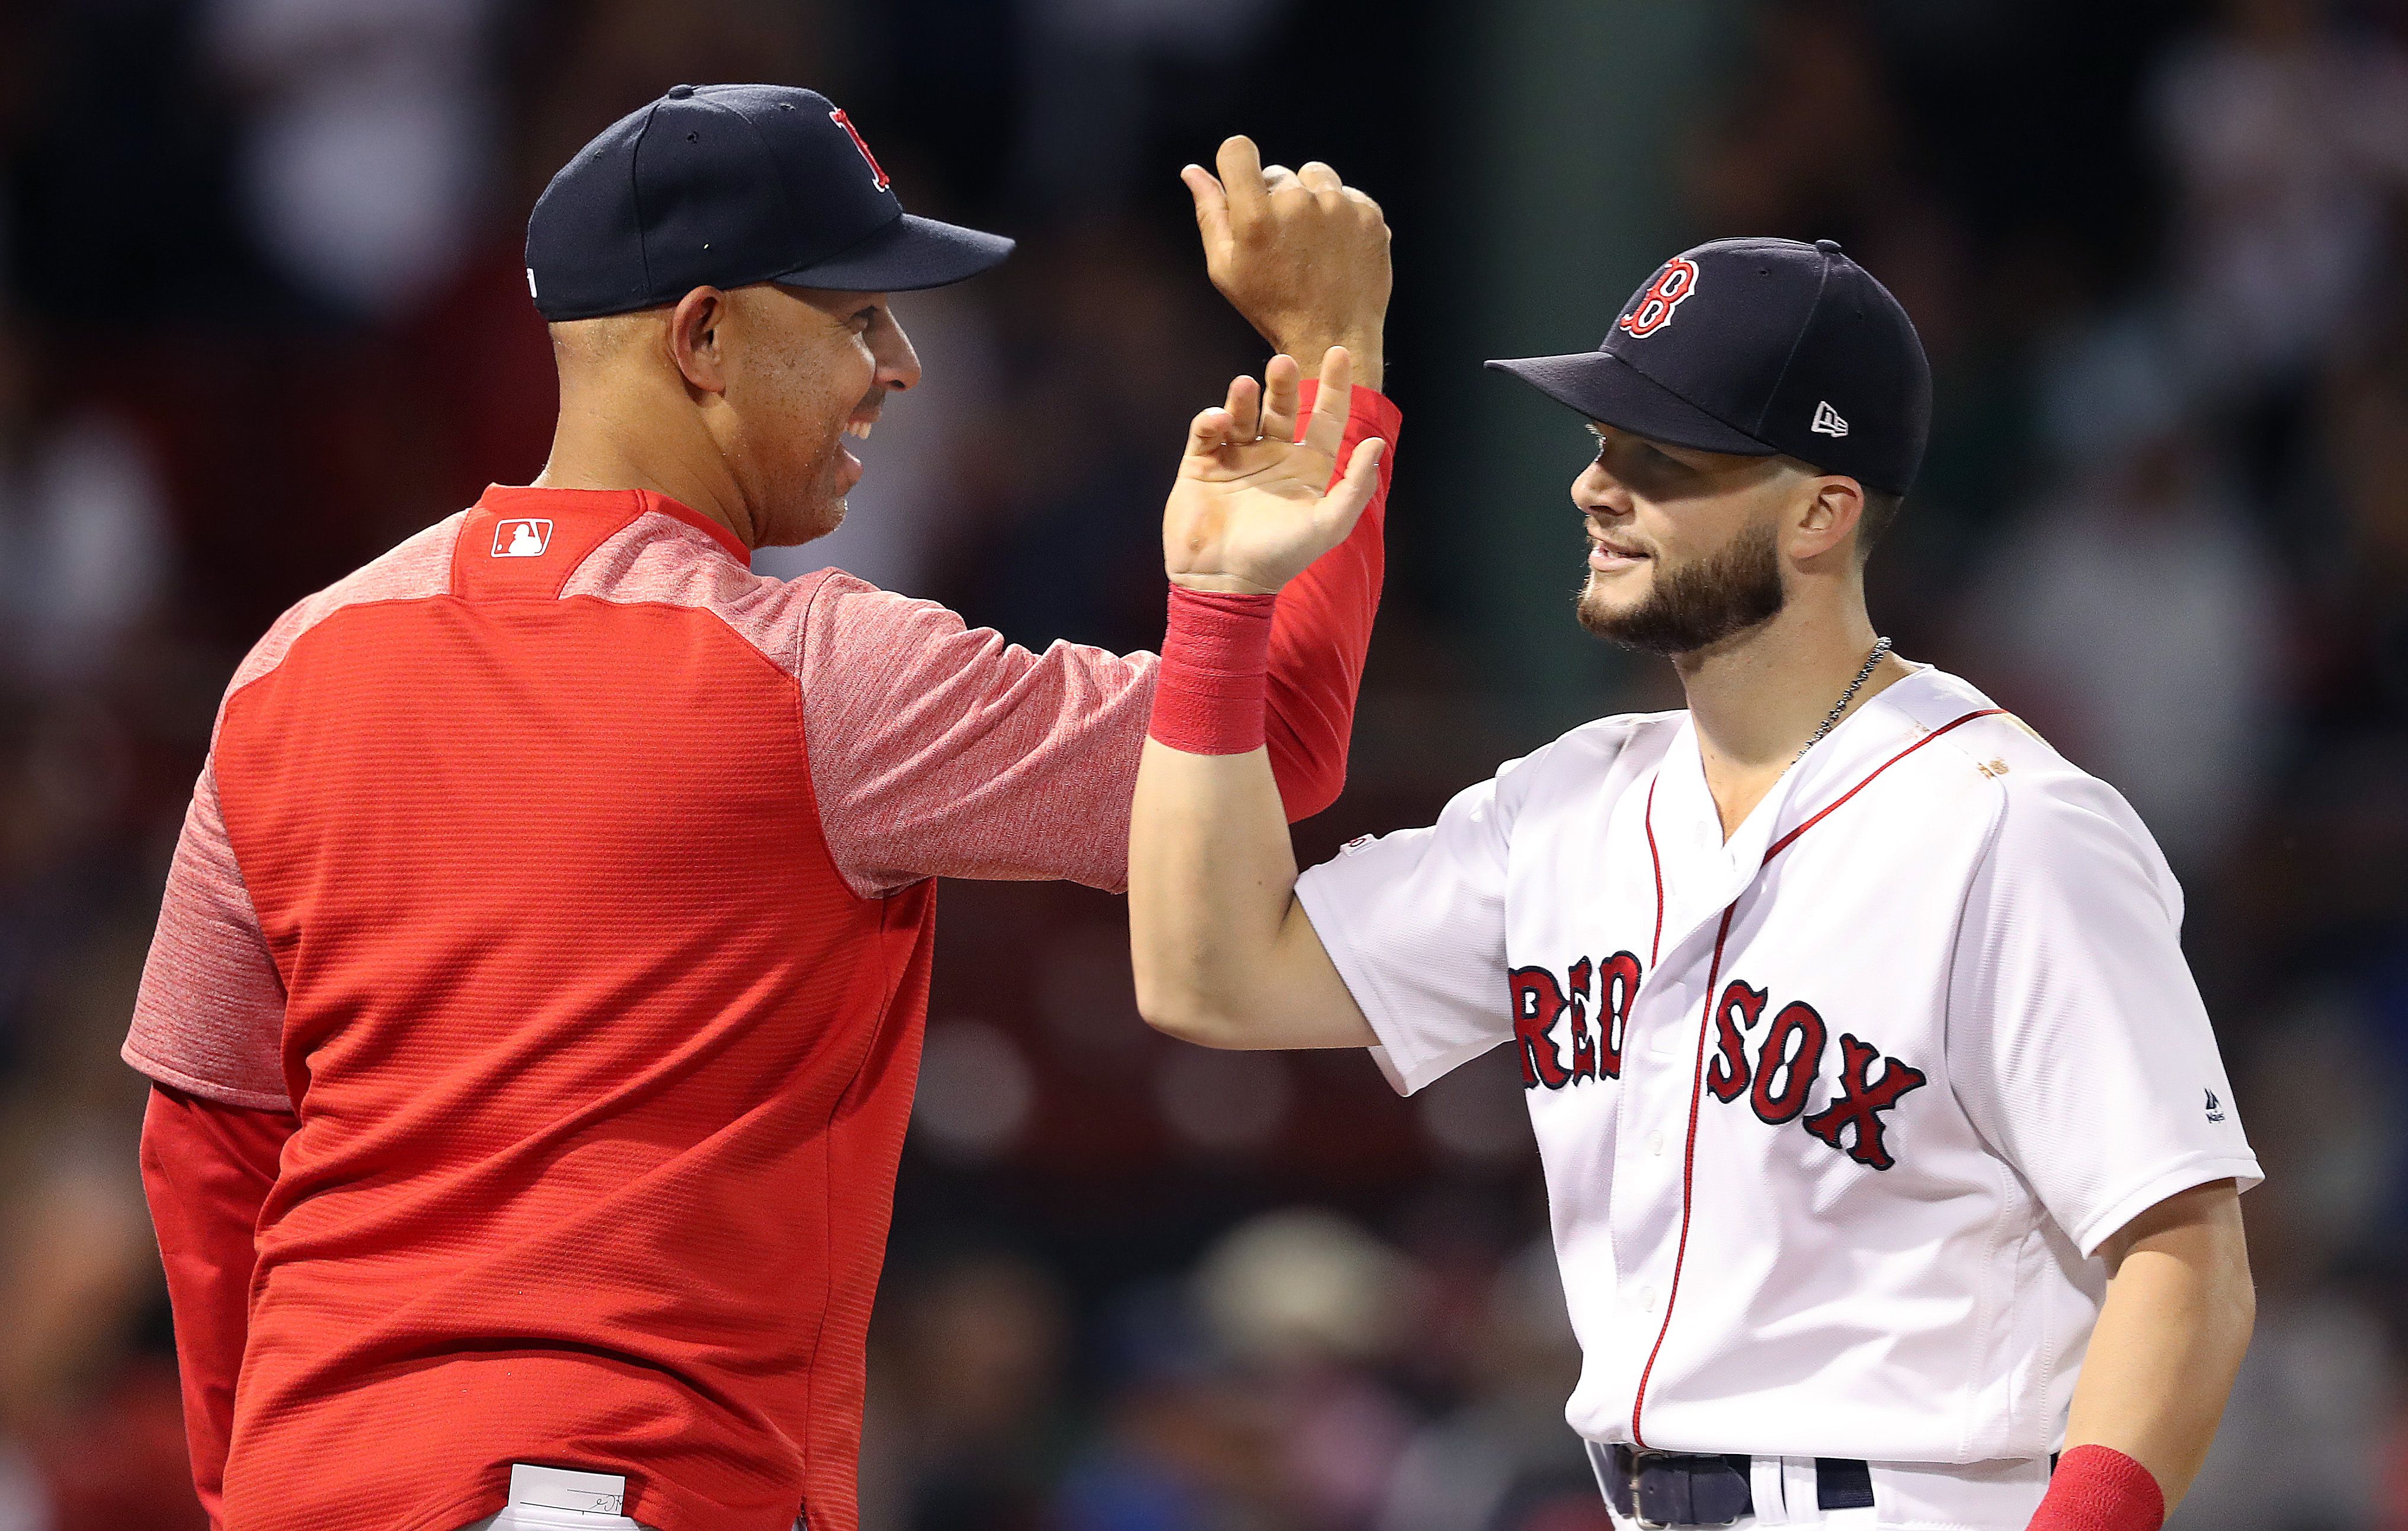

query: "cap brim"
xmin=1485 ymin=351 xmax=1775 ymax=457
xmin=774 ymin=213 xmax=1015 ymax=293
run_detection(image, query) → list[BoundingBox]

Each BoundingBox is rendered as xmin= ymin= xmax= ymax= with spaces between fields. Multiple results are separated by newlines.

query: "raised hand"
xmin=1183 ymin=136 xmax=1391 ymax=392
xmin=1164 ymin=347 xmax=1387 ymax=595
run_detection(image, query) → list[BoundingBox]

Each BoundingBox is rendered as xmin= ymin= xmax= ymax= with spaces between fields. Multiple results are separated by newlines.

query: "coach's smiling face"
xmin=696 ymin=283 xmax=923 ymax=549
xmin=1572 ymin=422 xmax=1849 ymax=658
xmin=542 ymin=280 xmax=923 ymax=552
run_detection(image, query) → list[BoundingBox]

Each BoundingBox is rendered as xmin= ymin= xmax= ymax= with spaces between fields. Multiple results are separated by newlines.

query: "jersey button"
xmin=1647 ymin=1130 xmax=1666 ymax=1156
xmin=1638 ymin=1286 xmax=1658 ymax=1312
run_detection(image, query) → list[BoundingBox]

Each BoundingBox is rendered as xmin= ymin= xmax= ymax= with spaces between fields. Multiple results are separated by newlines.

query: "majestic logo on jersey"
xmin=1510 ymin=953 xmax=1642 ymax=1088
xmin=1617 ymin=258 xmax=1699 ymax=338
xmin=1708 ymin=978 xmax=1927 ymax=1170
xmin=2204 ymin=1089 xmax=2224 ymax=1122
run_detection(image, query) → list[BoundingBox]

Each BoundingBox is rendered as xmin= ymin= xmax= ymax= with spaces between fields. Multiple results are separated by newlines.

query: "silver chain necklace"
xmin=1794 ymin=637 xmax=1893 ymax=765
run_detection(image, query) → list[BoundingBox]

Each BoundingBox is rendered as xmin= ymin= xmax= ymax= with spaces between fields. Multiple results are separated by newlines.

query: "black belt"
xmin=1596 ymin=1444 xmax=1874 ymax=1528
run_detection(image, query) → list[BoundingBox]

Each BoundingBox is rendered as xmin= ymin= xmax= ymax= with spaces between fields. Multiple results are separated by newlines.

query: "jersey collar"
xmin=1648 ymin=665 xmax=1956 ymax=927
xmin=473 ymin=484 xmax=751 ymax=564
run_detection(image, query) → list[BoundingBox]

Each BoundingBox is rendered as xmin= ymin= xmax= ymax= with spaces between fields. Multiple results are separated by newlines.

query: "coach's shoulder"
xmin=791 ymin=567 xmax=1003 ymax=674
xmin=221 ymin=511 xmax=472 ymax=712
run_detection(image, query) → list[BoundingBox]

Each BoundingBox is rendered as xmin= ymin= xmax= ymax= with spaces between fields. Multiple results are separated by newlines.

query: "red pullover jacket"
xmin=127 ymin=386 xmax=1398 ymax=1531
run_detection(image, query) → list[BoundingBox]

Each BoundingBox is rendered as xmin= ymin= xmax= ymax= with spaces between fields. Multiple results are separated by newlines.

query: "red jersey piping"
xmin=1762 ymin=710 xmax=2007 ymax=864
xmin=1630 ymin=902 xmax=1735 ymax=1448
xmin=1626 ymin=706 xmax=2004 ymax=1447
xmin=1644 ymin=774 xmax=1666 ymax=969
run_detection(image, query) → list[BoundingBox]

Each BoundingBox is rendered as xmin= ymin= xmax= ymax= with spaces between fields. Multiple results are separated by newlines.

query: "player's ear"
xmin=1791 ymin=472 xmax=1864 ymax=563
xmin=667 ymin=286 xmax=732 ymax=396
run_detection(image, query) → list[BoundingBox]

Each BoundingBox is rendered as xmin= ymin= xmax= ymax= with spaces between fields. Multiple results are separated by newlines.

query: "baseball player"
xmin=1126 ymin=237 xmax=2259 ymax=1531
xmin=123 ymin=87 xmax=1393 ymax=1531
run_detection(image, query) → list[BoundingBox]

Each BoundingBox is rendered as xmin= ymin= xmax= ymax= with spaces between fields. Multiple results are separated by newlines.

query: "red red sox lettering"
xmin=1510 ymin=958 xmax=1928 ymax=1170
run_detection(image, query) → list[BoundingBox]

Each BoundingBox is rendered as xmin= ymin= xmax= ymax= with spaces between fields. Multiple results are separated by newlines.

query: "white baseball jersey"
xmin=1296 ymin=664 xmax=2259 ymax=1466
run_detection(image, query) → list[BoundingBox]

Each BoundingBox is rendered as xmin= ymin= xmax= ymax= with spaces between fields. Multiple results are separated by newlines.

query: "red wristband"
xmin=2027 ymin=1447 xmax=2164 ymax=1531
xmin=1149 ymin=585 xmax=1279 ymax=755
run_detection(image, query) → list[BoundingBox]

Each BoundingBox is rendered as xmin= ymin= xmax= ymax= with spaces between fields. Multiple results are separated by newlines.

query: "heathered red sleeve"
xmin=1263 ymin=379 xmax=1397 ymax=819
xmin=123 ymin=756 xmax=292 ymax=1111
xmin=140 ymin=1082 xmax=295 ymax=1530
xmin=798 ymin=385 xmax=1397 ymax=898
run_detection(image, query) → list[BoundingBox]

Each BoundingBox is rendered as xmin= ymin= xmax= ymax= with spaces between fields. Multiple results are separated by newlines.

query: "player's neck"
xmin=534 ymin=387 xmax=760 ymax=549
xmin=1672 ymin=591 xmax=1904 ymax=840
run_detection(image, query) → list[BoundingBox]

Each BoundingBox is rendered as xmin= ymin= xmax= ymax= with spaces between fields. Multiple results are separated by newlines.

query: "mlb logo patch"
xmin=492 ymin=518 xmax=553 ymax=558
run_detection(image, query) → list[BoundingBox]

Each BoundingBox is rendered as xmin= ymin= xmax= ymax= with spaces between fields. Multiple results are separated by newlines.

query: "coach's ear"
xmin=666 ymin=286 xmax=733 ymax=397
xmin=1791 ymin=472 xmax=1866 ymax=564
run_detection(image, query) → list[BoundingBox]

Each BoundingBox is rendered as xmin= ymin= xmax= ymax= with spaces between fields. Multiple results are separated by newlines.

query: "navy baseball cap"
xmin=1488 ymin=238 xmax=1932 ymax=495
xmin=525 ymin=83 xmax=1014 ymax=322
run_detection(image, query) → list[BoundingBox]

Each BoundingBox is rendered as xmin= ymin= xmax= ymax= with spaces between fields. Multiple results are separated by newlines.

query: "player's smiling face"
xmin=722 ymin=284 xmax=922 ymax=547
xmin=1571 ymin=422 xmax=1807 ymax=656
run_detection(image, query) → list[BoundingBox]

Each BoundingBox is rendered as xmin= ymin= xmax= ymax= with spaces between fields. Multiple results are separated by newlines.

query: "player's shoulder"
xmin=1881 ymin=667 xmax=2176 ymax=899
xmin=1879 ymin=667 xmax=2117 ymax=806
xmin=1490 ymin=707 xmax=1687 ymax=812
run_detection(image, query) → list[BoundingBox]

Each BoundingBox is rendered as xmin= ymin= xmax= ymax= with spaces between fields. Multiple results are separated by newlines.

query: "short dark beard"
xmin=1578 ymin=519 xmax=1786 ymax=655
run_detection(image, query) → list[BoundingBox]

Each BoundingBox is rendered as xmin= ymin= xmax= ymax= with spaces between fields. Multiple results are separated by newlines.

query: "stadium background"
xmin=1 ymin=0 xmax=2403 ymax=1526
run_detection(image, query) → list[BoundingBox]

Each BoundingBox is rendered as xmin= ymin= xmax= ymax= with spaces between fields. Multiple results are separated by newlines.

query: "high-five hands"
xmin=1183 ymin=137 xmax=1391 ymax=392
xmin=1163 ymin=347 xmax=1386 ymax=596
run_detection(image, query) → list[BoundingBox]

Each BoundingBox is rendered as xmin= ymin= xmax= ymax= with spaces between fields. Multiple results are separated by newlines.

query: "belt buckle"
xmin=1626 ymin=1449 xmax=1674 ymax=1531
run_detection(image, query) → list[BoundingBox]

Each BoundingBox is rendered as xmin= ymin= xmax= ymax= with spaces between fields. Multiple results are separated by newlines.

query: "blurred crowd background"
xmin=1 ymin=0 xmax=2403 ymax=1527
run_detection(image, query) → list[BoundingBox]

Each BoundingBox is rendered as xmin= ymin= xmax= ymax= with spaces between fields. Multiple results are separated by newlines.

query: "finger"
xmin=1260 ymin=354 xmax=1301 ymax=443
xmin=1298 ymin=160 xmax=1342 ymax=194
xmin=1181 ymin=164 xmax=1232 ymax=253
xmin=1222 ymin=373 xmax=1261 ymax=443
xmin=1301 ymin=345 xmax=1355 ymax=456
xmin=1216 ymin=135 xmax=1267 ymax=222
xmin=1260 ymin=165 xmax=1301 ymax=195
xmin=1184 ymin=406 xmax=1237 ymax=458
xmin=1342 ymin=185 xmax=1381 ymax=214
xmin=1315 ymin=438 xmax=1387 ymax=543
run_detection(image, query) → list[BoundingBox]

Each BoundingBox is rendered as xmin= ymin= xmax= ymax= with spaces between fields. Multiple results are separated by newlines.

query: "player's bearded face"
xmin=1579 ymin=517 xmax=1785 ymax=655
xmin=1573 ymin=429 xmax=1789 ymax=655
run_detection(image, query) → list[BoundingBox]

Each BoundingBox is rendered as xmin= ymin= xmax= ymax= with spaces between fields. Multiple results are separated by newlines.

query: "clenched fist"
xmin=1182 ymin=136 xmax=1391 ymax=392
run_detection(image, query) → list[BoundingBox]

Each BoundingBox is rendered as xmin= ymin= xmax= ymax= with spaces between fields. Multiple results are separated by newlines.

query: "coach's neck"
xmin=534 ymin=319 xmax=759 ymax=548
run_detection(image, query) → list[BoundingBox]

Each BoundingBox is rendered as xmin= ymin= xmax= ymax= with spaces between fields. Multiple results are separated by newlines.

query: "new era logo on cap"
xmin=1811 ymin=401 xmax=1849 ymax=437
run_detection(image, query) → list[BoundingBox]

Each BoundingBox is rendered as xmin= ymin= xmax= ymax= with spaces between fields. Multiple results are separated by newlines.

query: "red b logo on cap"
xmin=828 ymin=108 xmax=891 ymax=191
xmin=1618 ymin=257 xmax=1699 ymax=338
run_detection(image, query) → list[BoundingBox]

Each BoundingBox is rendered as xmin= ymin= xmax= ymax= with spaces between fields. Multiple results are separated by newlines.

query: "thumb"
xmin=1314 ymin=437 xmax=1386 ymax=541
xmin=1181 ymin=164 xmax=1232 ymax=255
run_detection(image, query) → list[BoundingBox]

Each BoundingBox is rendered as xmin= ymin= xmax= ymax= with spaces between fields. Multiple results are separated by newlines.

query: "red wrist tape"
xmin=2027 ymin=1447 xmax=2164 ymax=1531
xmin=1149 ymin=585 xmax=1279 ymax=755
